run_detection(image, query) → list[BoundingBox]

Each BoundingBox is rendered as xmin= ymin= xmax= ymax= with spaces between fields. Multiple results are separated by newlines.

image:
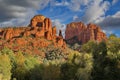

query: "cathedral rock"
xmin=0 ymin=15 xmax=66 ymax=53
xmin=65 ymin=22 xmax=107 ymax=44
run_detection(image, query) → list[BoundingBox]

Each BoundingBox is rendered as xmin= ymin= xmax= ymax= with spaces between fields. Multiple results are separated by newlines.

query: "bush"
xmin=81 ymin=41 xmax=97 ymax=53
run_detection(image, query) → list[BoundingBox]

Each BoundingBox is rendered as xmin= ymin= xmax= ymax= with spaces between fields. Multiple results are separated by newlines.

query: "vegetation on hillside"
xmin=0 ymin=34 xmax=120 ymax=80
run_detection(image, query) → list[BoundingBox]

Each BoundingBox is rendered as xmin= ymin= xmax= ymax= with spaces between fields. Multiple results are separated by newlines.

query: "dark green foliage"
xmin=81 ymin=40 xmax=97 ymax=53
xmin=92 ymin=41 xmax=107 ymax=59
xmin=28 ymin=65 xmax=43 ymax=80
xmin=91 ymin=41 xmax=120 ymax=80
xmin=61 ymin=52 xmax=93 ymax=80
xmin=61 ymin=63 xmax=78 ymax=80
xmin=28 ymin=60 xmax=62 ymax=80
xmin=91 ymin=41 xmax=108 ymax=80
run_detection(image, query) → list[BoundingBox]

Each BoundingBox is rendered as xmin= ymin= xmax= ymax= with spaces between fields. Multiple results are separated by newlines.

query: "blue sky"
xmin=0 ymin=0 xmax=120 ymax=37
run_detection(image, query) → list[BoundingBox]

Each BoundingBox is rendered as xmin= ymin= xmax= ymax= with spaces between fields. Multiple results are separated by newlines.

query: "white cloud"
xmin=69 ymin=0 xmax=82 ymax=11
xmin=103 ymin=29 xmax=113 ymax=35
xmin=97 ymin=11 xmax=120 ymax=29
xmin=0 ymin=0 xmax=42 ymax=21
xmin=53 ymin=0 xmax=69 ymax=6
xmin=52 ymin=19 xmax=66 ymax=36
xmin=0 ymin=0 xmax=109 ymax=27
xmin=39 ymin=0 xmax=50 ymax=9
xmin=0 ymin=8 xmax=37 ymax=27
xmin=93 ymin=11 xmax=120 ymax=37
xmin=73 ymin=15 xmax=80 ymax=21
xmin=112 ymin=0 xmax=118 ymax=5
xmin=49 ymin=0 xmax=93 ymax=11
xmin=82 ymin=0 xmax=110 ymax=23
xmin=68 ymin=0 xmax=93 ymax=11
xmin=0 ymin=0 xmax=51 ymax=27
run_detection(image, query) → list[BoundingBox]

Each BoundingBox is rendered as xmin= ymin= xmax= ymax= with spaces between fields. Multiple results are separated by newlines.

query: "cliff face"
xmin=65 ymin=22 xmax=107 ymax=44
xmin=0 ymin=15 xmax=66 ymax=53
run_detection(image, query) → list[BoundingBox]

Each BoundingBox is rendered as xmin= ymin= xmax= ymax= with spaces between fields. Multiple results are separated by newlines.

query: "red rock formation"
xmin=57 ymin=37 xmax=64 ymax=47
xmin=65 ymin=22 xmax=107 ymax=44
xmin=23 ymin=31 xmax=31 ymax=37
xmin=0 ymin=15 xmax=66 ymax=51
xmin=4 ymin=28 xmax=13 ymax=40
xmin=30 ymin=15 xmax=46 ymax=28
xmin=65 ymin=22 xmax=86 ymax=40
xmin=45 ymin=31 xmax=52 ymax=40
xmin=56 ymin=30 xmax=64 ymax=46
xmin=16 ymin=38 xmax=27 ymax=46
xmin=52 ymin=26 xmax=56 ymax=36
xmin=35 ymin=29 xmax=45 ymax=38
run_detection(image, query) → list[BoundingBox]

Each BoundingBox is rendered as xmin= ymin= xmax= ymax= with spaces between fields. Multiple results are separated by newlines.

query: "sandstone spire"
xmin=59 ymin=30 xmax=63 ymax=38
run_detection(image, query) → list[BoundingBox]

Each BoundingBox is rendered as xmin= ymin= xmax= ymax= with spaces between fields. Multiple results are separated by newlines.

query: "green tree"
xmin=42 ymin=62 xmax=61 ymax=80
xmin=107 ymin=34 xmax=120 ymax=54
xmin=24 ymin=55 xmax=40 ymax=80
xmin=12 ymin=51 xmax=27 ymax=80
xmin=61 ymin=51 xmax=93 ymax=80
xmin=29 ymin=64 xmax=43 ymax=80
xmin=24 ymin=55 xmax=39 ymax=71
xmin=81 ymin=41 xmax=97 ymax=53
xmin=0 ymin=47 xmax=16 ymax=67
xmin=91 ymin=41 xmax=114 ymax=80
xmin=0 ymin=54 xmax=12 ymax=80
xmin=29 ymin=60 xmax=61 ymax=80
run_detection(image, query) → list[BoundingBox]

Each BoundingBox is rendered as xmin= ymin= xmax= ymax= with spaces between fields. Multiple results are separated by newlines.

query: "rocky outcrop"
xmin=65 ymin=22 xmax=107 ymax=44
xmin=0 ymin=15 xmax=66 ymax=52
